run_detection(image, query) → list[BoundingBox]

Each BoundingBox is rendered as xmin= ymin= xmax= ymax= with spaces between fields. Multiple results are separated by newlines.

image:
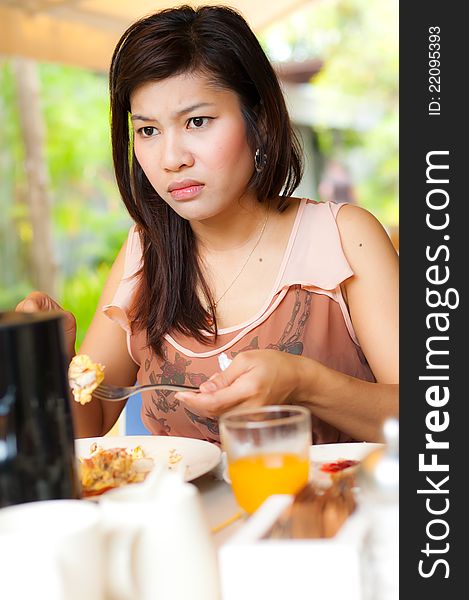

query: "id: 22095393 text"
xmin=428 ymin=26 xmax=441 ymax=116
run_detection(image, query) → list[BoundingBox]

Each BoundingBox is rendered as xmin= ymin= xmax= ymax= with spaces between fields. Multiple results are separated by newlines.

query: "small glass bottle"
xmin=359 ymin=418 xmax=399 ymax=600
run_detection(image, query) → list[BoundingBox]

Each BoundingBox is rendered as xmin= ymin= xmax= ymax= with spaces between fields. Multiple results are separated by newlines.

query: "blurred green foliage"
xmin=261 ymin=0 xmax=398 ymax=224
xmin=0 ymin=62 xmax=29 ymax=307
xmin=60 ymin=263 xmax=111 ymax=349
xmin=0 ymin=60 xmax=130 ymax=342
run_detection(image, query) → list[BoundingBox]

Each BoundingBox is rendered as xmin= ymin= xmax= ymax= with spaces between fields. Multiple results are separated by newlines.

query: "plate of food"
xmin=310 ymin=442 xmax=385 ymax=486
xmin=75 ymin=435 xmax=221 ymax=498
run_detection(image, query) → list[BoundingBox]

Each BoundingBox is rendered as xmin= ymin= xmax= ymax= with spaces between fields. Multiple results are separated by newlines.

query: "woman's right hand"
xmin=15 ymin=291 xmax=77 ymax=360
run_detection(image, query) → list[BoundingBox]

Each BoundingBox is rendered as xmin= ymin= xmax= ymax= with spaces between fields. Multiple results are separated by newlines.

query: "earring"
xmin=254 ymin=148 xmax=267 ymax=173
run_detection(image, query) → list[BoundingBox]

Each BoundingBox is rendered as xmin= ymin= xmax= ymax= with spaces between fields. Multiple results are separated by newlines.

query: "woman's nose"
xmin=161 ymin=133 xmax=194 ymax=172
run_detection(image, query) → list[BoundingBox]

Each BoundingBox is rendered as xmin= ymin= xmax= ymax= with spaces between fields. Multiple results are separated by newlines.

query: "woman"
xmin=16 ymin=5 xmax=398 ymax=444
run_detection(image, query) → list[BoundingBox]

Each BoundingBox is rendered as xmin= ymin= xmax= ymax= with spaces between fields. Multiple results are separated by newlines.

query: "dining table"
xmin=193 ymin=467 xmax=243 ymax=548
xmin=191 ymin=447 xmax=398 ymax=600
xmin=195 ymin=464 xmax=367 ymax=600
xmin=0 ymin=432 xmax=398 ymax=600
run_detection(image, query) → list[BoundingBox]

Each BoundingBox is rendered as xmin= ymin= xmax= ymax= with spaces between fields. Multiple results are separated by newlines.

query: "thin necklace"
xmin=209 ymin=208 xmax=269 ymax=312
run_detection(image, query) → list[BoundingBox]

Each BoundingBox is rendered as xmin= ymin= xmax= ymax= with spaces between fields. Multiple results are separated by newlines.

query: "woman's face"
xmin=130 ymin=72 xmax=257 ymax=222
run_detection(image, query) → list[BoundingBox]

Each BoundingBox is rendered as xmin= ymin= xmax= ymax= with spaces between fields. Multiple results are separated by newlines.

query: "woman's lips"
xmin=169 ymin=184 xmax=205 ymax=200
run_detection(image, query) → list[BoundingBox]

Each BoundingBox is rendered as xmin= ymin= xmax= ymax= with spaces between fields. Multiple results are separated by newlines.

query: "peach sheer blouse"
xmin=104 ymin=200 xmax=375 ymax=444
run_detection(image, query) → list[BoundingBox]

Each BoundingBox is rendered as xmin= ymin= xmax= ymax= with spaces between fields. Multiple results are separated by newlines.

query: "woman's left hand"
xmin=174 ymin=349 xmax=305 ymax=418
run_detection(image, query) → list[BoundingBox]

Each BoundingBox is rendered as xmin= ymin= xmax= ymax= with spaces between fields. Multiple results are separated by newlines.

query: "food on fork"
xmin=68 ymin=354 xmax=105 ymax=405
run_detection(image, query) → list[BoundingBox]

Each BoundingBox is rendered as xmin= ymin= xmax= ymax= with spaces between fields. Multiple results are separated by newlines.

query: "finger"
xmin=173 ymin=392 xmax=215 ymax=417
xmin=199 ymin=373 xmax=225 ymax=393
xmin=61 ymin=310 xmax=76 ymax=330
xmin=176 ymin=380 xmax=255 ymax=417
xmin=15 ymin=298 xmax=39 ymax=313
xmin=14 ymin=292 xmax=77 ymax=361
xmin=199 ymin=354 xmax=255 ymax=393
xmin=16 ymin=291 xmax=55 ymax=313
xmin=16 ymin=295 xmax=41 ymax=313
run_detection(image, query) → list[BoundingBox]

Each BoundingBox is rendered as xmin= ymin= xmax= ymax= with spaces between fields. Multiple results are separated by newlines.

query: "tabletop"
xmin=193 ymin=470 xmax=245 ymax=548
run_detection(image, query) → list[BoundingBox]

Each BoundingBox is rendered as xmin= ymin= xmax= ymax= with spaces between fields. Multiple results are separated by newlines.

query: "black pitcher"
xmin=0 ymin=311 xmax=80 ymax=507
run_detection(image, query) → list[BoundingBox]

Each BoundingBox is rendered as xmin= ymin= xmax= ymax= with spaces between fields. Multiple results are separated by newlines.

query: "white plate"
xmin=222 ymin=442 xmax=385 ymax=484
xmin=310 ymin=442 xmax=384 ymax=486
xmin=75 ymin=435 xmax=221 ymax=482
xmin=310 ymin=442 xmax=384 ymax=463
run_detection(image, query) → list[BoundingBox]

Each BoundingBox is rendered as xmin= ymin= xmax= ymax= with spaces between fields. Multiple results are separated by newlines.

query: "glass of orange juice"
xmin=219 ymin=405 xmax=312 ymax=514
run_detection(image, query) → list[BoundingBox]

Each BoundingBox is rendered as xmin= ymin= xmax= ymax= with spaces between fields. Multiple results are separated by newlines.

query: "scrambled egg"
xmin=79 ymin=444 xmax=147 ymax=496
xmin=168 ymin=448 xmax=183 ymax=465
xmin=68 ymin=354 xmax=105 ymax=405
xmin=78 ymin=444 xmax=184 ymax=497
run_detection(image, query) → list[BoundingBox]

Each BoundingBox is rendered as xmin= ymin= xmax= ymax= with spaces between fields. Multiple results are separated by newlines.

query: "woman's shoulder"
xmin=293 ymin=198 xmax=384 ymax=238
xmin=119 ymin=223 xmax=143 ymax=277
xmin=285 ymin=197 xmax=349 ymax=220
xmin=286 ymin=197 xmax=347 ymax=236
xmin=274 ymin=198 xmax=349 ymax=250
xmin=275 ymin=199 xmax=354 ymax=291
xmin=100 ymin=223 xmax=142 ymax=333
xmin=334 ymin=202 xmax=383 ymax=230
xmin=333 ymin=203 xmax=397 ymax=259
xmin=292 ymin=198 xmax=396 ymax=264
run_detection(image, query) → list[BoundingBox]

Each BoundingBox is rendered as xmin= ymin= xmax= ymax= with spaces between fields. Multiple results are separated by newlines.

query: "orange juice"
xmin=228 ymin=453 xmax=309 ymax=514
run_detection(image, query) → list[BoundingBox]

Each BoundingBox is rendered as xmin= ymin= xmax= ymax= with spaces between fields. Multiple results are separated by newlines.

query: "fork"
xmin=92 ymin=382 xmax=199 ymax=402
xmin=92 ymin=352 xmax=231 ymax=402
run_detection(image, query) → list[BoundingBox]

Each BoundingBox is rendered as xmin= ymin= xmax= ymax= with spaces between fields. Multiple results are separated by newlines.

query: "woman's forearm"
xmin=291 ymin=355 xmax=399 ymax=442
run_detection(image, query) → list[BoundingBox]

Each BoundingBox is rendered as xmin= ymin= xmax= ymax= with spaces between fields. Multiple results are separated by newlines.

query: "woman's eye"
xmin=187 ymin=117 xmax=209 ymax=129
xmin=139 ymin=126 xmax=158 ymax=137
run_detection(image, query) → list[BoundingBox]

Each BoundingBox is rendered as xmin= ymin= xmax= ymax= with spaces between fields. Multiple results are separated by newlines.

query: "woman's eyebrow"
xmin=131 ymin=102 xmax=215 ymax=123
xmin=131 ymin=114 xmax=154 ymax=122
xmin=174 ymin=102 xmax=215 ymax=116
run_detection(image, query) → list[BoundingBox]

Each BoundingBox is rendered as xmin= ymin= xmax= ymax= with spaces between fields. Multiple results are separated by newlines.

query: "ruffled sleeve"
xmin=102 ymin=224 xmax=142 ymax=334
xmin=275 ymin=200 xmax=354 ymax=295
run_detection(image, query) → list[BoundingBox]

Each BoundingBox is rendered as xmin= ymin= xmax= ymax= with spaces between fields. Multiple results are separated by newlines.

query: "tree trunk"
xmin=12 ymin=57 xmax=57 ymax=298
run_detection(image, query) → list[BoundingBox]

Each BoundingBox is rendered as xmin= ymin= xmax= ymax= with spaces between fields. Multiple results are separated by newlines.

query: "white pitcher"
xmin=100 ymin=468 xmax=221 ymax=600
xmin=0 ymin=499 xmax=104 ymax=600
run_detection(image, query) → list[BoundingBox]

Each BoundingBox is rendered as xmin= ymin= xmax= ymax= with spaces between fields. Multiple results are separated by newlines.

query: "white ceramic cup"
xmin=0 ymin=499 xmax=104 ymax=600
xmin=100 ymin=469 xmax=221 ymax=600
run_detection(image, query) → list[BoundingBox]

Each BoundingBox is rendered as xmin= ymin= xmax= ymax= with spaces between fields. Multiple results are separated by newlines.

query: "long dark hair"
xmin=109 ymin=4 xmax=303 ymax=358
